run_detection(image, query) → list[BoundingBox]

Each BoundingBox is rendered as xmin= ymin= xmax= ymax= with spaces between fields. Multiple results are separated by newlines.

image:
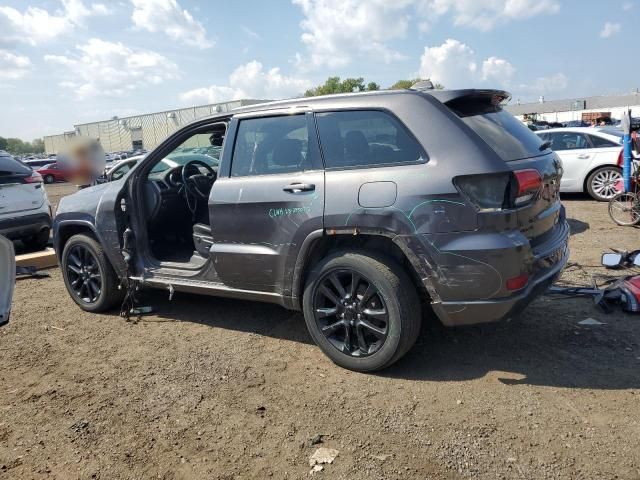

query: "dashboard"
xmin=144 ymin=163 xmax=217 ymax=227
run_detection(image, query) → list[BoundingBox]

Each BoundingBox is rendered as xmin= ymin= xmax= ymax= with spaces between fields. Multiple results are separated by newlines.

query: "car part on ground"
xmin=0 ymin=235 xmax=15 ymax=326
xmin=54 ymin=88 xmax=569 ymax=372
xmin=601 ymin=250 xmax=640 ymax=269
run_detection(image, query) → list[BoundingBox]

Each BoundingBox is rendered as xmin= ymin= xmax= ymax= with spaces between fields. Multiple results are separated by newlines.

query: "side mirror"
xmin=602 ymin=252 xmax=624 ymax=268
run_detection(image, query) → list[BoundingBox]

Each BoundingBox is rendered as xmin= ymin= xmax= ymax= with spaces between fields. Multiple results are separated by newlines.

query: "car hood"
xmin=0 ymin=235 xmax=15 ymax=326
xmin=55 ymin=182 xmax=113 ymax=217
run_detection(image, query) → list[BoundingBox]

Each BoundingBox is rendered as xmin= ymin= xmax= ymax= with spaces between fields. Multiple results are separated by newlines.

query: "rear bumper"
xmin=421 ymin=219 xmax=570 ymax=326
xmin=432 ymin=242 xmax=568 ymax=326
xmin=0 ymin=212 xmax=52 ymax=241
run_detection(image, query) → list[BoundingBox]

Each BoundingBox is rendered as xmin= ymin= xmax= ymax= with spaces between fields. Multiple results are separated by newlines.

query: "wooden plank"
xmin=15 ymin=248 xmax=58 ymax=269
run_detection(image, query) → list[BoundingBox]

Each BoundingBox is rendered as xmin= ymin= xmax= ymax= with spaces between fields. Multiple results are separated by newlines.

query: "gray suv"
xmin=53 ymin=89 xmax=569 ymax=371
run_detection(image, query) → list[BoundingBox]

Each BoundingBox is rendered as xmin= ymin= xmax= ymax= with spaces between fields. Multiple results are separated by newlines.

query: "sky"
xmin=0 ymin=0 xmax=636 ymax=140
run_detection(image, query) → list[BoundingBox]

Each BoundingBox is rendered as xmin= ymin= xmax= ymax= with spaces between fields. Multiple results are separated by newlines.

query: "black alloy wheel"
xmin=303 ymin=251 xmax=422 ymax=372
xmin=313 ymin=269 xmax=390 ymax=357
xmin=65 ymin=244 xmax=102 ymax=303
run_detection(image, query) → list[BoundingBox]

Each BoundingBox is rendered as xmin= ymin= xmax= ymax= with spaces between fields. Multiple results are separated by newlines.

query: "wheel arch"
xmin=290 ymin=230 xmax=433 ymax=310
xmin=55 ymin=220 xmax=98 ymax=253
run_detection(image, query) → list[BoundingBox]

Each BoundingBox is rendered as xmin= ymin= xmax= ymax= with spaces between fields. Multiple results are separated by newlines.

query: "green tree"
xmin=0 ymin=137 xmax=44 ymax=154
xmin=390 ymin=78 xmax=444 ymax=90
xmin=305 ymin=77 xmax=380 ymax=97
xmin=31 ymin=138 xmax=45 ymax=154
xmin=6 ymin=138 xmax=26 ymax=154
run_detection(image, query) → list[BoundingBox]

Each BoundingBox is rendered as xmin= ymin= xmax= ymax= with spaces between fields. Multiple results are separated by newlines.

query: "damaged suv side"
xmin=53 ymin=89 xmax=569 ymax=372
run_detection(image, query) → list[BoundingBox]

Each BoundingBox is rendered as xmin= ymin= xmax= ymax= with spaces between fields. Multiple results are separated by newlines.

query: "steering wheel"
xmin=181 ymin=160 xmax=216 ymax=200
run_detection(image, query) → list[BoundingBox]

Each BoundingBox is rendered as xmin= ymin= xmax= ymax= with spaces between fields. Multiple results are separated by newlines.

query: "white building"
xmin=506 ymin=92 xmax=640 ymax=124
xmin=44 ymin=99 xmax=267 ymax=154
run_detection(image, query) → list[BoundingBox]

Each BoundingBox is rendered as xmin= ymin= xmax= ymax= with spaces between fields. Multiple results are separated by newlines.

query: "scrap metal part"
xmin=0 ymin=235 xmax=16 ymax=326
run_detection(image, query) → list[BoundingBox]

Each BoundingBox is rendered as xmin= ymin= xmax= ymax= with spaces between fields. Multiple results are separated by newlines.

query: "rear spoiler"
xmin=422 ymin=89 xmax=512 ymax=106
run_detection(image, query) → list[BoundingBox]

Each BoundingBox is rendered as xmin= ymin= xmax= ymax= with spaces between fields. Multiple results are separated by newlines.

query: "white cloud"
xmin=482 ymin=56 xmax=515 ymax=83
xmin=291 ymin=0 xmax=560 ymax=70
xmin=623 ymin=2 xmax=634 ymax=10
xmin=416 ymin=0 xmax=560 ymax=32
xmin=0 ymin=0 xmax=110 ymax=46
xmin=131 ymin=0 xmax=212 ymax=48
xmin=0 ymin=50 xmax=32 ymax=79
xmin=292 ymin=0 xmax=410 ymax=69
xmin=600 ymin=22 xmax=621 ymax=38
xmin=45 ymin=38 xmax=178 ymax=99
xmin=179 ymin=60 xmax=312 ymax=104
xmin=419 ymin=39 xmax=514 ymax=88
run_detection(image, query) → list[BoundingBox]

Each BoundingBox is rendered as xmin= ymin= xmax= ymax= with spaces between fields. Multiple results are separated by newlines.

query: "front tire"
xmin=587 ymin=166 xmax=622 ymax=201
xmin=44 ymin=174 xmax=54 ymax=184
xmin=61 ymin=234 xmax=123 ymax=312
xmin=302 ymin=250 xmax=421 ymax=372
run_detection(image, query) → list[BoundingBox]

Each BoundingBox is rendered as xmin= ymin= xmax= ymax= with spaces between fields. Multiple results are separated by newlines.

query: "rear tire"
xmin=22 ymin=228 xmax=50 ymax=251
xmin=302 ymin=250 xmax=421 ymax=372
xmin=586 ymin=166 xmax=622 ymax=201
xmin=61 ymin=234 xmax=123 ymax=312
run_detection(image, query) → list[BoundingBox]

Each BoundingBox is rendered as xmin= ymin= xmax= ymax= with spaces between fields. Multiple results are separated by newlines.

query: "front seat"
xmin=193 ymin=223 xmax=213 ymax=257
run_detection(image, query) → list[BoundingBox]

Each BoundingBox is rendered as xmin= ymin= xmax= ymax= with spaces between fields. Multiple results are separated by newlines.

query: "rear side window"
xmin=315 ymin=110 xmax=425 ymax=169
xmin=448 ymin=97 xmax=547 ymax=161
xmin=588 ymin=134 xmax=619 ymax=148
xmin=548 ymin=132 xmax=589 ymax=151
xmin=231 ymin=115 xmax=310 ymax=177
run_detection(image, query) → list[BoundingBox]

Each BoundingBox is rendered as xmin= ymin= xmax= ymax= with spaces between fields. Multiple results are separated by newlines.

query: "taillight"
xmin=22 ymin=172 xmax=43 ymax=184
xmin=506 ymin=273 xmax=529 ymax=291
xmin=617 ymin=148 xmax=624 ymax=167
xmin=454 ymin=169 xmax=542 ymax=211
xmin=453 ymin=172 xmax=512 ymax=211
xmin=512 ymin=169 xmax=542 ymax=206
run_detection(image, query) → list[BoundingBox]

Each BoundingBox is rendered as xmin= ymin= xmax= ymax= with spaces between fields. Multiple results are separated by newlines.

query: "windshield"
xmin=149 ymin=153 xmax=219 ymax=176
xmin=447 ymin=96 xmax=548 ymax=161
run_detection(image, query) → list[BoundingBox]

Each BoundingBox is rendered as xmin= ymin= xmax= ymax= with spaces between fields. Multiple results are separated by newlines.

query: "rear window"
xmin=0 ymin=154 xmax=30 ymax=177
xmin=447 ymin=96 xmax=547 ymax=161
xmin=588 ymin=134 xmax=620 ymax=148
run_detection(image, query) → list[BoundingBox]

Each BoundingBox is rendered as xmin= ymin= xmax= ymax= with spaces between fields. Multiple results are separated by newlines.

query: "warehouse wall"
xmin=514 ymin=105 xmax=640 ymax=124
xmin=44 ymin=99 xmax=264 ymax=154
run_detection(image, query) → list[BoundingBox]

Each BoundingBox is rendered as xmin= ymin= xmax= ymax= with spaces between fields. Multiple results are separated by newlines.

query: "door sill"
xmin=130 ymin=275 xmax=286 ymax=306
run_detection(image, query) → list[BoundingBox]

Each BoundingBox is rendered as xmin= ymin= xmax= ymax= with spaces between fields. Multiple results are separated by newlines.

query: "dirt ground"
xmin=1 ymin=192 xmax=640 ymax=479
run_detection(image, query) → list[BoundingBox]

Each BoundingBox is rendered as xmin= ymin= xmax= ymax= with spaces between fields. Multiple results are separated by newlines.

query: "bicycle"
xmin=608 ymin=163 xmax=640 ymax=226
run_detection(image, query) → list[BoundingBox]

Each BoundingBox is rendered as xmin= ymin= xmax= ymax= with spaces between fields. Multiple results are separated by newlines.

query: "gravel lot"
xmin=1 ymin=191 xmax=639 ymax=479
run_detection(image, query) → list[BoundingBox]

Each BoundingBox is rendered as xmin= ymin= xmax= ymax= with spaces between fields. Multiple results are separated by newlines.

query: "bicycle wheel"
xmin=608 ymin=192 xmax=640 ymax=226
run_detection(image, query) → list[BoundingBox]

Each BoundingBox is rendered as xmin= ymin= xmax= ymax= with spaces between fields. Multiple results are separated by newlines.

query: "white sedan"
xmin=536 ymin=127 xmax=624 ymax=201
